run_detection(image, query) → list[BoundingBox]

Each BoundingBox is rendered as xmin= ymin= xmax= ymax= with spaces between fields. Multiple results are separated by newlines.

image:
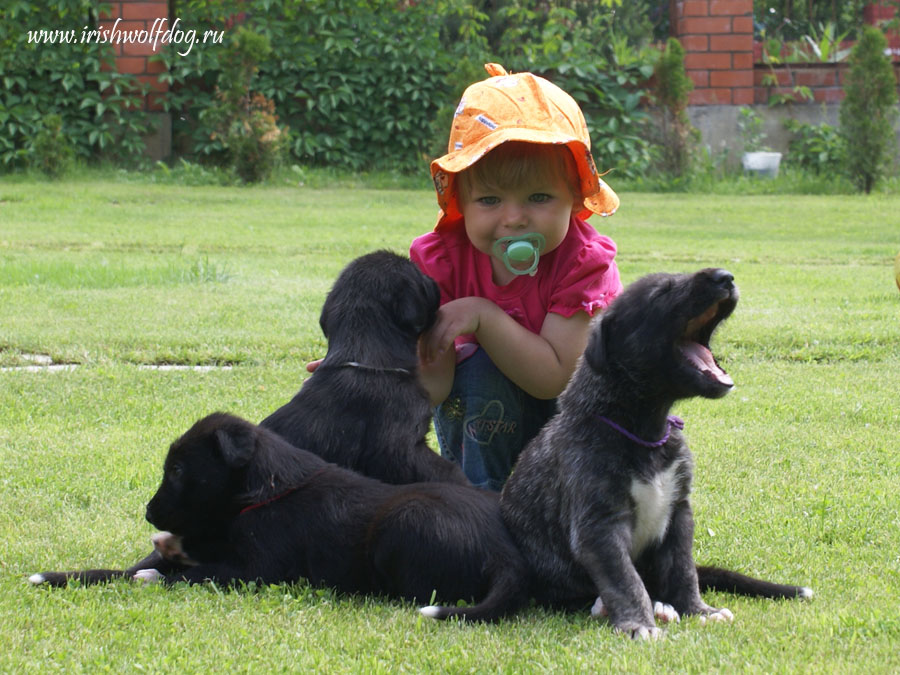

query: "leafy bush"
xmin=783 ymin=118 xmax=845 ymax=174
xmin=201 ymin=28 xmax=288 ymax=183
xmin=839 ymin=26 xmax=899 ymax=194
xmin=158 ymin=0 xmax=660 ymax=178
xmin=0 ymin=0 xmax=154 ymax=170
xmin=29 ymin=113 xmax=74 ymax=178
xmin=651 ymin=37 xmax=696 ymax=177
xmin=478 ymin=2 xmax=659 ymax=179
xmin=737 ymin=107 xmax=771 ymax=152
xmin=159 ymin=0 xmax=453 ymax=173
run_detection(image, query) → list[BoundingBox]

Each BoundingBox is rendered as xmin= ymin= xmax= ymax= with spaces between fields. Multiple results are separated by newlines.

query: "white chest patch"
xmin=629 ymin=461 xmax=683 ymax=558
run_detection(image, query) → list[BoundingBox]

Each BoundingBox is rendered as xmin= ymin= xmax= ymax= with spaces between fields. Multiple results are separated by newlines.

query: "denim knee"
xmin=433 ymin=347 xmax=556 ymax=490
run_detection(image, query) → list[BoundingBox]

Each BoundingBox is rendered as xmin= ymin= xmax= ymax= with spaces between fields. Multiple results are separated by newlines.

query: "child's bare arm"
xmin=418 ymin=343 xmax=456 ymax=406
xmin=421 ymin=297 xmax=590 ymax=400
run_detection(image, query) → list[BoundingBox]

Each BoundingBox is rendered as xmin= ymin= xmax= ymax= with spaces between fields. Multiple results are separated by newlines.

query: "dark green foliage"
xmin=159 ymin=0 xmax=660 ymax=177
xmin=480 ymin=2 xmax=660 ymax=179
xmin=30 ymin=113 xmax=74 ymax=177
xmin=652 ymin=37 xmax=697 ymax=177
xmin=159 ymin=0 xmax=452 ymax=173
xmin=783 ymin=118 xmax=846 ymax=174
xmin=838 ymin=26 xmax=899 ymax=194
xmin=3 ymin=0 xmax=663 ymax=177
xmin=0 ymin=0 xmax=154 ymax=169
xmin=753 ymin=0 xmax=867 ymax=41
xmin=200 ymin=28 xmax=288 ymax=183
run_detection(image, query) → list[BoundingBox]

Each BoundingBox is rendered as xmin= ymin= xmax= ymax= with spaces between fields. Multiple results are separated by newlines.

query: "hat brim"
xmin=431 ymin=132 xmax=619 ymax=231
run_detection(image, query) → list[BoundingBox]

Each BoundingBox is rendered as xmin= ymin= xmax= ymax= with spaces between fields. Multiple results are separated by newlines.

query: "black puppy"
xmin=29 ymin=250 xmax=467 ymax=586
xmin=261 ymin=250 xmax=468 ymax=486
xmin=128 ymin=413 xmax=526 ymax=622
xmin=500 ymin=269 xmax=812 ymax=639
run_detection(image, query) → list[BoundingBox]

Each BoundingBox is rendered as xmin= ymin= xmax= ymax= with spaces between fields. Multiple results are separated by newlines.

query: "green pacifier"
xmin=492 ymin=233 xmax=546 ymax=277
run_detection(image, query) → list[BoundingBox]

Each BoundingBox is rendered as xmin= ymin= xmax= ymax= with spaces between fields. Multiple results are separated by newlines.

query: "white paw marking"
xmin=418 ymin=605 xmax=441 ymax=619
xmin=624 ymin=625 xmax=661 ymax=640
xmin=28 ymin=574 xmax=46 ymax=585
xmin=800 ymin=587 xmax=814 ymax=599
xmin=590 ymin=596 xmax=608 ymax=619
xmin=654 ymin=601 xmax=680 ymax=624
xmin=699 ymin=607 xmax=733 ymax=625
xmin=133 ymin=568 xmax=163 ymax=583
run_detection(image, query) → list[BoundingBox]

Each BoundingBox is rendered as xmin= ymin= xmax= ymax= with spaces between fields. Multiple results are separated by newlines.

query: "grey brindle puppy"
xmin=500 ymin=268 xmax=812 ymax=639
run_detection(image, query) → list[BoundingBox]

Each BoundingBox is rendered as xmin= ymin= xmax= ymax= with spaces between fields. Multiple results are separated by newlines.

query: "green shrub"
xmin=29 ymin=113 xmax=74 ymax=178
xmin=839 ymin=26 xmax=899 ymax=194
xmin=201 ymin=28 xmax=288 ymax=183
xmin=783 ymin=118 xmax=845 ymax=174
xmin=484 ymin=2 xmax=659 ymax=179
xmin=159 ymin=0 xmax=453 ymax=173
xmin=737 ymin=107 xmax=771 ymax=152
xmin=0 ymin=0 xmax=154 ymax=170
xmin=652 ymin=37 xmax=697 ymax=177
xmin=158 ymin=0 xmax=659 ymax=178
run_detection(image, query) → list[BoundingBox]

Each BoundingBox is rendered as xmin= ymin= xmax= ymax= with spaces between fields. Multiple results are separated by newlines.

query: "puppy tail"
xmin=697 ymin=565 xmax=813 ymax=600
xmin=29 ymin=550 xmax=179 ymax=588
xmin=28 ymin=569 xmax=131 ymax=587
xmin=418 ymin=565 xmax=528 ymax=623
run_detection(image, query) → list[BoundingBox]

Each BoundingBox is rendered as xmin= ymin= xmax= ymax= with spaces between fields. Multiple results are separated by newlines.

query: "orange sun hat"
xmin=431 ymin=63 xmax=620 ymax=231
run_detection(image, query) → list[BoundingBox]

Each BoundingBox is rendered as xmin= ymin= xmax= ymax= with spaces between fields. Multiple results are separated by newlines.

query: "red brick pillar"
xmin=864 ymin=2 xmax=900 ymax=59
xmin=674 ymin=0 xmax=754 ymax=105
xmin=99 ymin=1 xmax=169 ymax=112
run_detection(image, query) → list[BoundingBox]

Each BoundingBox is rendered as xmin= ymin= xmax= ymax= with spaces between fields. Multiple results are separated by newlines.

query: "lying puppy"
xmin=30 ymin=250 xmax=466 ymax=587
xmin=261 ymin=250 xmax=468 ymax=486
xmin=500 ymin=269 xmax=812 ymax=639
xmin=130 ymin=413 xmax=526 ymax=622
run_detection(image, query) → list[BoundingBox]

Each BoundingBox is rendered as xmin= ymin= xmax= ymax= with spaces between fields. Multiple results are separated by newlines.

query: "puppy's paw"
xmin=28 ymin=573 xmax=47 ymax=586
xmin=653 ymin=601 xmax=680 ymax=624
xmin=590 ymin=596 xmax=608 ymax=619
xmin=698 ymin=607 xmax=733 ymax=625
xmin=133 ymin=568 xmax=163 ymax=583
xmin=151 ymin=531 xmax=182 ymax=558
xmin=615 ymin=623 xmax=661 ymax=641
xmin=151 ymin=531 xmax=196 ymax=566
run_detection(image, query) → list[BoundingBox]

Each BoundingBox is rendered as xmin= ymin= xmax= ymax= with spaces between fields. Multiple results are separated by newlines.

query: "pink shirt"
xmin=410 ymin=216 xmax=622 ymax=353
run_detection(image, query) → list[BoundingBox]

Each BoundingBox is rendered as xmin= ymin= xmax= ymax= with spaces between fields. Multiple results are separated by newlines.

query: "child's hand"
xmin=420 ymin=297 xmax=492 ymax=364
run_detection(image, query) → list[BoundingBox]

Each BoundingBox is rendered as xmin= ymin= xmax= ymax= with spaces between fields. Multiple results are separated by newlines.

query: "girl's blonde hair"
xmin=457 ymin=142 xmax=582 ymax=205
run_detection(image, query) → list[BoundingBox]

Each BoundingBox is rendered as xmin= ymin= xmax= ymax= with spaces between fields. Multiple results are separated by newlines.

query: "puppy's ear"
xmin=419 ymin=275 xmax=440 ymax=333
xmin=215 ymin=425 xmax=255 ymax=468
xmin=583 ymin=316 xmax=607 ymax=371
xmin=318 ymin=300 xmax=331 ymax=339
xmin=393 ymin=275 xmax=439 ymax=336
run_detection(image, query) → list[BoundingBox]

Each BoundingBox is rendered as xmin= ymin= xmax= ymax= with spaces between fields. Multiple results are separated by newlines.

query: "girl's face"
xmin=461 ymin=169 xmax=575 ymax=285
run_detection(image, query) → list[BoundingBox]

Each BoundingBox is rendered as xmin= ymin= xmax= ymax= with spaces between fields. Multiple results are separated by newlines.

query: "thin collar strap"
xmin=239 ymin=468 xmax=329 ymax=515
xmin=337 ymin=361 xmax=412 ymax=376
xmin=596 ymin=415 xmax=684 ymax=449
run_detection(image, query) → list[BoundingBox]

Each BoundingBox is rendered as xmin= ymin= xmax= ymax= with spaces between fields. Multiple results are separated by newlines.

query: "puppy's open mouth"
xmin=679 ymin=301 xmax=733 ymax=387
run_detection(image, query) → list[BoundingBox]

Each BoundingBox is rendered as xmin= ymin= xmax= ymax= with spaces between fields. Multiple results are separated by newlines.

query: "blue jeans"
xmin=433 ymin=347 xmax=557 ymax=491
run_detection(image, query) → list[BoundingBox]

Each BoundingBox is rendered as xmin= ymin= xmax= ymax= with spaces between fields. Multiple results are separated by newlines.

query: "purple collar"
xmin=596 ymin=415 xmax=684 ymax=448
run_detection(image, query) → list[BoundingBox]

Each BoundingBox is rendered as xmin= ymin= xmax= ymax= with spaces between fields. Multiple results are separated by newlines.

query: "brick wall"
xmin=99 ymin=0 xmax=169 ymax=111
xmin=675 ymin=0 xmax=755 ymax=105
xmin=675 ymin=0 xmax=900 ymax=106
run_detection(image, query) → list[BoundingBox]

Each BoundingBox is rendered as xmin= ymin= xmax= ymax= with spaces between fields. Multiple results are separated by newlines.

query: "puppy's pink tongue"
xmin=681 ymin=343 xmax=733 ymax=386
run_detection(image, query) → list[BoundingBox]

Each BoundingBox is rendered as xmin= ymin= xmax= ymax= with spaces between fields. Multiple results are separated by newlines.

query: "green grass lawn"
xmin=1 ymin=174 xmax=899 ymax=672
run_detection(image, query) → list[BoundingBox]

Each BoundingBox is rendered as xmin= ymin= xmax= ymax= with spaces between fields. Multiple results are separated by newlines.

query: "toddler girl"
xmin=411 ymin=63 xmax=623 ymax=490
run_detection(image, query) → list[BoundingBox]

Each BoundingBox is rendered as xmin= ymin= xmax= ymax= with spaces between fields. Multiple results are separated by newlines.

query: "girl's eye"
xmin=530 ymin=193 xmax=552 ymax=203
xmin=476 ymin=196 xmax=500 ymax=206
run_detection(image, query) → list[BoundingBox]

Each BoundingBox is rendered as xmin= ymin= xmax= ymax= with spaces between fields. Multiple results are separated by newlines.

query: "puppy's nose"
xmin=711 ymin=269 xmax=734 ymax=287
